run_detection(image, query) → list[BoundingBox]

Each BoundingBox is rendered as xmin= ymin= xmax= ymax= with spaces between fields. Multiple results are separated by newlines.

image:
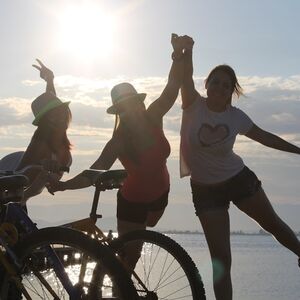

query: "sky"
xmin=0 ymin=0 xmax=300 ymax=232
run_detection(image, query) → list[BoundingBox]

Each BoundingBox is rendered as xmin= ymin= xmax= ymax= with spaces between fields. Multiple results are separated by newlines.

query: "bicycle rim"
xmin=13 ymin=227 xmax=138 ymax=299
xmin=110 ymin=230 xmax=206 ymax=300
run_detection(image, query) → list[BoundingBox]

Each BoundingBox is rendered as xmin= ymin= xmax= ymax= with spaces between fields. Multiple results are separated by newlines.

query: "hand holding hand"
xmin=171 ymin=34 xmax=195 ymax=61
xmin=171 ymin=33 xmax=186 ymax=54
xmin=182 ymin=35 xmax=194 ymax=51
xmin=32 ymin=59 xmax=54 ymax=82
xmin=46 ymin=178 xmax=65 ymax=194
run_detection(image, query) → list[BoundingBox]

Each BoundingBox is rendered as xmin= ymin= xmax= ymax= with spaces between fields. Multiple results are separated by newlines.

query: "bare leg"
xmin=117 ymin=219 xmax=146 ymax=270
xmin=146 ymin=208 xmax=165 ymax=227
xmin=199 ymin=210 xmax=232 ymax=300
xmin=236 ymin=187 xmax=300 ymax=257
xmin=117 ymin=219 xmax=146 ymax=237
xmin=117 ymin=208 xmax=165 ymax=270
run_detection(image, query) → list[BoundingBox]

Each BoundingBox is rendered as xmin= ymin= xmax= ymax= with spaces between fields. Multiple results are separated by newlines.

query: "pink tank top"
xmin=119 ymin=126 xmax=170 ymax=203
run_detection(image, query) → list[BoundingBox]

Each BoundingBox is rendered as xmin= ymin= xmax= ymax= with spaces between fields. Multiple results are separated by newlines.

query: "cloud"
xmin=22 ymin=80 xmax=40 ymax=87
xmin=1 ymin=73 xmax=300 ymax=230
xmin=1 ymin=74 xmax=300 ymax=208
xmin=2 ymin=73 xmax=300 ymax=136
xmin=2 ymin=73 xmax=300 ymax=155
xmin=0 ymin=97 xmax=32 ymax=126
xmin=270 ymin=112 xmax=297 ymax=123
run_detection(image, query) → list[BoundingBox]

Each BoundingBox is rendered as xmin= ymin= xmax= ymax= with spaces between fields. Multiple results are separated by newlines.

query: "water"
xmin=168 ymin=233 xmax=299 ymax=300
xmin=23 ymin=232 xmax=298 ymax=299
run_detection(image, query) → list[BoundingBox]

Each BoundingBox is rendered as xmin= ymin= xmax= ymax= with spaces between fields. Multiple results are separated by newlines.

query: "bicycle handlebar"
xmin=81 ymin=169 xmax=127 ymax=190
xmin=0 ymin=164 xmax=69 ymax=203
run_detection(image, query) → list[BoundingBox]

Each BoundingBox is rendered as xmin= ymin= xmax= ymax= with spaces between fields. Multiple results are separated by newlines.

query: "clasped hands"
xmin=171 ymin=33 xmax=194 ymax=59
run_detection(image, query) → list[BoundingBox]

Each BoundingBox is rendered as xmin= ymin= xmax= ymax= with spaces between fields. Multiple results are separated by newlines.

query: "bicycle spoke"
xmin=113 ymin=230 xmax=205 ymax=299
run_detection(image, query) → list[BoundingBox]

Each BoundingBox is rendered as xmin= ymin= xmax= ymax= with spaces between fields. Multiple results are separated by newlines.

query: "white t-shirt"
xmin=180 ymin=95 xmax=253 ymax=184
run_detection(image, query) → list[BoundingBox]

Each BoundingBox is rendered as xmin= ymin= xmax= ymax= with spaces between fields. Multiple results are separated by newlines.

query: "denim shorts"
xmin=117 ymin=189 xmax=169 ymax=224
xmin=191 ymin=166 xmax=261 ymax=215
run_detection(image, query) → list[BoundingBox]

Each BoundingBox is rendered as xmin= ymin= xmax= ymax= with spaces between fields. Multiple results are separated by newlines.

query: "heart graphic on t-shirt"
xmin=198 ymin=124 xmax=229 ymax=146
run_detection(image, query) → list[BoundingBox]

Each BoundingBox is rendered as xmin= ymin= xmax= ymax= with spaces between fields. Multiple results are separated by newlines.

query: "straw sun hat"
xmin=31 ymin=92 xmax=70 ymax=126
xmin=107 ymin=83 xmax=146 ymax=114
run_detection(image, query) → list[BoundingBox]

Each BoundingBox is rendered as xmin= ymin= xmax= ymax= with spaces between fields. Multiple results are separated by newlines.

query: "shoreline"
xmin=159 ymin=229 xmax=300 ymax=236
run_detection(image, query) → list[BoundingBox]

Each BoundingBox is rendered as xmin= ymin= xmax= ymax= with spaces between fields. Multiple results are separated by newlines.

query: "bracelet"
xmin=171 ymin=51 xmax=184 ymax=61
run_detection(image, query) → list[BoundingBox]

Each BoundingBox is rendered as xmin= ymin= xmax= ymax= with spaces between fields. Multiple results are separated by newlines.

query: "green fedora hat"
xmin=31 ymin=92 xmax=70 ymax=126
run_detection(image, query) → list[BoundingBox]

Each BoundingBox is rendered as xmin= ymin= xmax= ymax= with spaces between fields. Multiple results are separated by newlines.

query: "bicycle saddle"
xmin=0 ymin=175 xmax=29 ymax=191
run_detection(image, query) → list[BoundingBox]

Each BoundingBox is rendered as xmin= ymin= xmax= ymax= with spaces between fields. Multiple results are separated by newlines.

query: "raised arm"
xmin=246 ymin=124 xmax=300 ymax=154
xmin=92 ymin=138 xmax=118 ymax=168
xmin=147 ymin=34 xmax=185 ymax=123
xmin=181 ymin=36 xmax=199 ymax=109
xmin=32 ymin=59 xmax=56 ymax=95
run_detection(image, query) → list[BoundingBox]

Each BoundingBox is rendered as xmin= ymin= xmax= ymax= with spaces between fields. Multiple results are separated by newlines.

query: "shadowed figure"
xmin=17 ymin=59 xmax=72 ymax=204
xmin=49 ymin=34 xmax=189 ymax=271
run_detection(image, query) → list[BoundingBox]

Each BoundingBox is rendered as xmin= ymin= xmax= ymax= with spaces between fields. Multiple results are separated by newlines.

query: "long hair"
xmin=112 ymin=114 xmax=140 ymax=164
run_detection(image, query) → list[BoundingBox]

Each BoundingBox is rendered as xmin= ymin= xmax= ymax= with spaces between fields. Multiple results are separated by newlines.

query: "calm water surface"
xmin=168 ymin=233 xmax=299 ymax=300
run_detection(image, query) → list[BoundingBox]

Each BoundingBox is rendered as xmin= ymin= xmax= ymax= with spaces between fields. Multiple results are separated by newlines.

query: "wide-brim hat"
xmin=32 ymin=92 xmax=70 ymax=126
xmin=106 ymin=82 xmax=146 ymax=114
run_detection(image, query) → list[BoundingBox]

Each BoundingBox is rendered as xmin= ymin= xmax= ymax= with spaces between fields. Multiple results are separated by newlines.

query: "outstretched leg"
xmin=199 ymin=209 xmax=232 ymax=300
xmin=236 ymin=187 xmax=300 ymax=257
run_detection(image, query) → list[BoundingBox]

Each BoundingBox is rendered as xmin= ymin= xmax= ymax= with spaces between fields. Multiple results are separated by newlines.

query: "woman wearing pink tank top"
xmin=50 ymin=34 xmax=187 ymax=241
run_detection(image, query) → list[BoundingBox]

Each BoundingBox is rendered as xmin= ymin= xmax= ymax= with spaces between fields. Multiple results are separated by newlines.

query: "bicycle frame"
xmin=62 ymin=184 xmax=107 ymax=241
xmin=0 ymin=202 xmax=83 ymax=299
xmin=60 ymin=170 xmax=126 ymax=240
xmin=0 ymin=168 xmax=145 ymax=300
xmin=60 ymin=169 xmax=150 ymax=292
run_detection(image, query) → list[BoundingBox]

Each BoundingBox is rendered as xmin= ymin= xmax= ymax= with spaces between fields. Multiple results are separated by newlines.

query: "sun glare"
xmin=57 ymin=4 xmax=116 ymax=61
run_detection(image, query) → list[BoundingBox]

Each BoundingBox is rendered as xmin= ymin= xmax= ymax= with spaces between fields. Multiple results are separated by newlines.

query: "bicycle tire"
xmin=9 ymin=227 xmax=138 ymax=299
xmin=110 ymin=229 xmax=206 ymax=300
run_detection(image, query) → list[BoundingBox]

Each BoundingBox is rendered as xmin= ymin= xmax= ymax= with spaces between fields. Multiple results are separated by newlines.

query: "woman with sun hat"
xmin=49 ymin=34 xmax=187 ymax=257
xmin=16 ymin=59 xmax=72 ymax=203
xmin=0 ymin=60 xmax=73 ymax=300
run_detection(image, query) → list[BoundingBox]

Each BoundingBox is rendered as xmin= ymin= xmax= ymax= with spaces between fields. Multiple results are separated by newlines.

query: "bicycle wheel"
xmin=10 ymin=227 xmax=138 ymax=299
xmin=110 ymin=230 xmax=206 ymax=300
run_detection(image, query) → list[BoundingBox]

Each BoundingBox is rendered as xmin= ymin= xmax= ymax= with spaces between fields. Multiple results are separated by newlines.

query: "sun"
xmin=57 ymin=4 xmax=116 ymax=61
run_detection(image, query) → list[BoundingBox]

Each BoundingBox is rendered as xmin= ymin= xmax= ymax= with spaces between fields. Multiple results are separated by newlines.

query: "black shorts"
xmin=117 ymin=189 xmax=169 ymax=224
xmin=191 ymin=166 xmax=261 ymax=215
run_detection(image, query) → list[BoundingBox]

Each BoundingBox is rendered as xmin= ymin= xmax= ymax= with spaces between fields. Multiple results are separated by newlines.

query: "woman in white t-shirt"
xmin=180 ymin=36 xmax=300 ymax=300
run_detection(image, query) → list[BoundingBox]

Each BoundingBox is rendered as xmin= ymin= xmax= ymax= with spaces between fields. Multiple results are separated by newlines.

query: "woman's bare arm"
xmin=246 ymin=124 xmax=300 ymax=154
xmin=181 ymin=36 xmax=199 ymax=109
xmin=32 ymin=59 xmax=56 ymax=95
xmin=147 ymin=34 xmax=185 ymax=124
xmin=50 ymin=137 xmax=120 ymax=192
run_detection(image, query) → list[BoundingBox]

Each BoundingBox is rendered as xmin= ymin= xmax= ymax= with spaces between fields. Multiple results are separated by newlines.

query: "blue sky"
xmin=1 ymin=0 xmax=300 ymax=231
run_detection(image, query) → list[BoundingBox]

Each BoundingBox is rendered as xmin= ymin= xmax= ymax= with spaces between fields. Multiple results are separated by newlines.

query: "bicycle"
xmin=0 ymin=166 xmax=139 ymax=299
xmin=61 ymin=169 xmax=206 ymax=300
